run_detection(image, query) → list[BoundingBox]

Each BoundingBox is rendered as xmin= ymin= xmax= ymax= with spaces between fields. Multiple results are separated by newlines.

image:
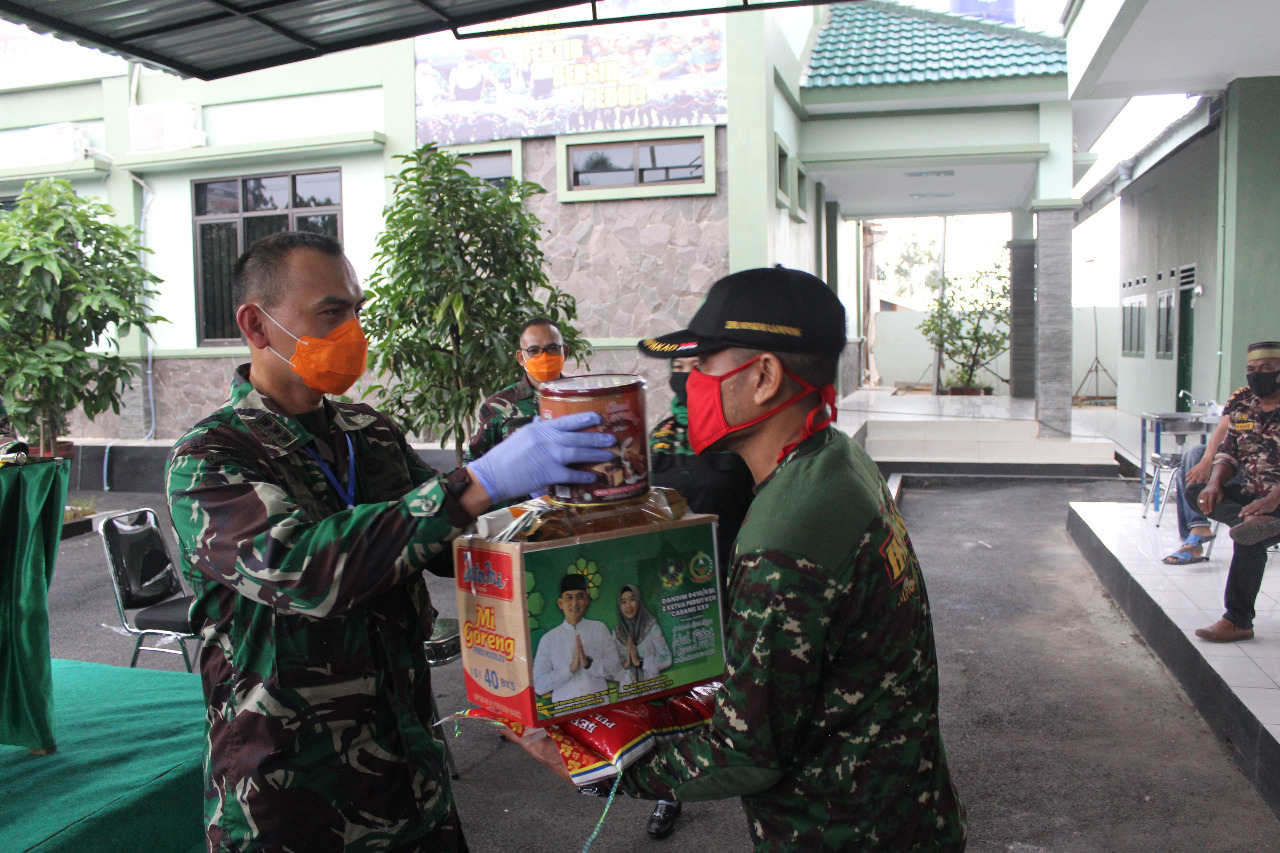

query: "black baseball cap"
xmin=638 ymin=267 xmax=846 ymax=358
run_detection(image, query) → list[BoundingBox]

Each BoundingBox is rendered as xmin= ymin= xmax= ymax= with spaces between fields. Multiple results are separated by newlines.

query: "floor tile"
xmin=1234 ymin=687 xmax=1280 ymax=725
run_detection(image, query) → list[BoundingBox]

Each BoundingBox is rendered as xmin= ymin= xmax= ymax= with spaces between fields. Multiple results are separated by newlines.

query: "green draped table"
xmin=0 ymin=458 xmax=69 ymax=752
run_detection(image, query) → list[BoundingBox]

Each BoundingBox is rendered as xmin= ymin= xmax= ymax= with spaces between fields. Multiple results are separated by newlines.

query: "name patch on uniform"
xmin=879 ymin=503 xmax=911 ymax=588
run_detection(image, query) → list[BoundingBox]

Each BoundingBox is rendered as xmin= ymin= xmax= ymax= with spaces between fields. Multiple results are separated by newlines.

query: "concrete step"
xmin=865 ymin=418 xmax=1116 ymax=467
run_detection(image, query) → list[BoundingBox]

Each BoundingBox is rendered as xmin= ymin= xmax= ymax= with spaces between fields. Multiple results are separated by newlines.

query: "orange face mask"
xmin=523 ymin=352 xmax=564 ymax=384
xmin=262 ymin=310 xmax=368 ymax=396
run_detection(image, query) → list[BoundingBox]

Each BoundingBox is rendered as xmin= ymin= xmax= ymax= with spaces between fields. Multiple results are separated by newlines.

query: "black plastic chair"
xmin=98 ymin=509 xmax=197 ymax=672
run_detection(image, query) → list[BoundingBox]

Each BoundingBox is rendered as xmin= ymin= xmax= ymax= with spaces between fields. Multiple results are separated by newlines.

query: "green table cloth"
xmin=0 ymin=459 xmax=69 ymax=751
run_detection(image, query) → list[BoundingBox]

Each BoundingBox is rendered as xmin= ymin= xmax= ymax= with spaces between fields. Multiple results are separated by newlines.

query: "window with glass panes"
xmin=456 ymin=151 xmax=513 ymax=187
xmin=567 ymin=138 xmax=703 ymax=189
xmin=192 ymin=170 xmax=341 ymax=343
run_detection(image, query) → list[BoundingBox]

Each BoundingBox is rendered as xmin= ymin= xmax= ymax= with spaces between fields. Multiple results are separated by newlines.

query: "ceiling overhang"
xmin=1065 ymin=0 xmax=1280 ymax=101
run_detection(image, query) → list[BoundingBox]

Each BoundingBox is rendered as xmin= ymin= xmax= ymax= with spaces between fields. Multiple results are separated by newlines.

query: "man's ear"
xmin=750 ymin=353 xmax=789 ymax=407
xmin=516 ymin=350 xmax=528 ymax=366
xmin=237 ymin=304 xmax=270 ymax=350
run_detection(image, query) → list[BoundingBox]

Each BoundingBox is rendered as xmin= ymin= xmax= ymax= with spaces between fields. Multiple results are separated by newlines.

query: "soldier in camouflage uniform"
xmin=465 ymin=317 xmax=569 ymax=461
xmin=617 ymin=268 xmax=966 ymax=851
xmin=166 ymin=232 xmax=615 ymax=852
xmin=1188 ymin=340 xmax=1280 ymax=643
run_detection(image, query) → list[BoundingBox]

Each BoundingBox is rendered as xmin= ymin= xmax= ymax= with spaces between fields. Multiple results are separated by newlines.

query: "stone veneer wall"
xmin=522 ymin=128 xmax=731 ymax=427
xmin=66 ymin=128 xmax=731 ymax=442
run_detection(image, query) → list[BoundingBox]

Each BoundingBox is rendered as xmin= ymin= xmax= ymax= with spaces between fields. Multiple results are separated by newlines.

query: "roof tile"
xmin=803 ymin=0 xmax=1066 ymax=89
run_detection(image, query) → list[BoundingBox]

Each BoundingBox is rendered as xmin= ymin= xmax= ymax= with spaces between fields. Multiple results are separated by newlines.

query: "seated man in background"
xmin=1188 ymin=340 xmax=1280 ymax=642
xmin=1162 ymin=397 xmax=1244 ymax=564
xmin=466 ymin=317 xmax=570 ymax=460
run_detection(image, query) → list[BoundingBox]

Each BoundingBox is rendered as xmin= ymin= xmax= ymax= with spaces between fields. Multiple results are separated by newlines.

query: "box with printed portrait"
xmin=453 ymin=514 xmax=724 ymax=726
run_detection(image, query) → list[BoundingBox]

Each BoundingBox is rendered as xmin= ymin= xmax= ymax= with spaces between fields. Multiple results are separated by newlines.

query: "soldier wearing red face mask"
xmin=526 ymin=267 xmax=967 ymax=852
xmin=465 ymin=317 xmax=570 ymax=461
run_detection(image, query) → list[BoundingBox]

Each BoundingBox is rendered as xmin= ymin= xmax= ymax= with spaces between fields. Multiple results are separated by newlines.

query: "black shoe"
xmin=647 ymin=801 xmax=682 ymax=839
xmin=1229 ymin=515 xmax=1280 ymax=546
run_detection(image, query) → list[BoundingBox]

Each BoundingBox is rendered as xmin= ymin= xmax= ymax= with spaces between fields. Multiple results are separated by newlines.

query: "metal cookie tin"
xmin=537 ymin=374 xmax=649 ymax=506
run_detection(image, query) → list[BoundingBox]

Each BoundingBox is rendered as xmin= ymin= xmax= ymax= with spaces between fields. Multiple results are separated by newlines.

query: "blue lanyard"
xmin=303 ymin=432 xmax=357 ymax=508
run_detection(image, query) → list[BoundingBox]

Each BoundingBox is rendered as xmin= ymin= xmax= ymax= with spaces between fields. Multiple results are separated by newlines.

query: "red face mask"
xmin=686 ymin=355 xmax=837 ymax=458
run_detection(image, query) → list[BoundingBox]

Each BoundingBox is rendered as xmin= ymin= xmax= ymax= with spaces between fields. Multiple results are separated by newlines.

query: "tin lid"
xmin=538 ymin=373 xmax=645 ymax=399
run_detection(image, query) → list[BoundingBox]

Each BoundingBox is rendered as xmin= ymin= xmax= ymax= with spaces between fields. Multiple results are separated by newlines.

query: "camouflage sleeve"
xmin=620 ymin=548 xmax=835 ymax=801
xmin=167 ymin=434 xmax=470 ymax=619
xmin=1216 ymin=415 xmax=1242 ymax=472
xmin=464 ymin=400 xmax=499 ymax=463
xmin=1224 ymin=386 xmax=1250 ymax=416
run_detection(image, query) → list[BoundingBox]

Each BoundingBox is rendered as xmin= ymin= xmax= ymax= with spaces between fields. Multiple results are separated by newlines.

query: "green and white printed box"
xmin=454 ymin=515 xmax=725 ymax=726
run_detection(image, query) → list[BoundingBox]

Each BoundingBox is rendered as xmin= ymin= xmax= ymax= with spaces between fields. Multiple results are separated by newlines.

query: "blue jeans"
xmin=1174 ymin=444 xmax=1245 ymax=539
xmin=1186 ymin=481 xmax=1280 ymax=630
xmin=1174 ymin=444 xmax=1209 ymax=540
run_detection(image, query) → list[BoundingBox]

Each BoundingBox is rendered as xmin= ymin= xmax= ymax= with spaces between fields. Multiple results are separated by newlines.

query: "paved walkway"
xmin=1069 ymin=498 xmax=1280 ymax=822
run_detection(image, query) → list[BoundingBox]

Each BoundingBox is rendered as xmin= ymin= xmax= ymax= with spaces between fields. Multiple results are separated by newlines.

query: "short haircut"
xmin=776 ymin=350 xmax=840 ymax=388
xmin=232 ymin=231 xmax=344 ymax=310
xmin=723 ymin=347 xmax=839 ymax=389
xmin=520 ymin=316 xmax=561 ymax=339
xmin=560 ymin=573 xmax=589 ymax=594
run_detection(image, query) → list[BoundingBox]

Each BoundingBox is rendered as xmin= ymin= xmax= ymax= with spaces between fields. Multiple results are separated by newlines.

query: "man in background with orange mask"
xmin=165 ymin=232 xmax=614 ymax=853
xmin=466 ymin=316 xmax=570 ymax=461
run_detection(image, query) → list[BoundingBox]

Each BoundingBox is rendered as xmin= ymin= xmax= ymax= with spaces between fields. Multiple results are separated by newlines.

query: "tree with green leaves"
xmin=362 ymin=144 xmax=587 ymax=465
xmin=0 ymin=178 xmax=164 ymax=455
xmin=918 ymin=258 xmax=1010 ymax=390
xmin=877 ymin=235 xmax=942 ymax=303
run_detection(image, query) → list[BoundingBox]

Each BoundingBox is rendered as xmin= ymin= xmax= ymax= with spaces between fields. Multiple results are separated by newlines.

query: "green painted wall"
xmin=1114 ymin=130 xmax=1219 ymax=418
xmin=726 ymin=12 xmax=773 ymax=272
xmin=1219 ymin=76 xmax=1280 ymax=395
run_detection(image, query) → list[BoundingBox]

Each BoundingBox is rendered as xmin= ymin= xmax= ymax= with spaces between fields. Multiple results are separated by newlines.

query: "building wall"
xmin=1219 ymin=76 xmax=1280 ymax=392
xmin=1115 ymin=129 xmax=1219 ymax=417
xmin=59 ymin=127 xmax=730 ymax=442
xmin=873 ymin=307 xmax=1120 ymax=398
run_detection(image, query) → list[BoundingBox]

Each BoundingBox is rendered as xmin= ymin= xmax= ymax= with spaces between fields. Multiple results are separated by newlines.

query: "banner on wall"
xmin=415 ymin=3 xmax=726 ymax=146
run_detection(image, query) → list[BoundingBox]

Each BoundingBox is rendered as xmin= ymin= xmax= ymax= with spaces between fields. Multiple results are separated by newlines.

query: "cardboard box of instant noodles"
xmin=453 ymin=506 xmax=724 ymax=727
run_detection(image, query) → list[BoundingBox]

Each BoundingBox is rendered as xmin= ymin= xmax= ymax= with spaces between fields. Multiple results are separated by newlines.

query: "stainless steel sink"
xmin=1142 ymin=412 xmax=1217 ymax=434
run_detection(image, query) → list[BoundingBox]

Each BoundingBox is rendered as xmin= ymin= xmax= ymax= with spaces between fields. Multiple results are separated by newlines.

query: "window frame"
xmin=445 ymin=138 xmax=522 ymax=187
xmin=191 ymin=167 xmax=343 ymax=346
xmin=555 ymin=125 xmax=716 ymax=203
xmin=775 ymin=135 xmax=792 ymax=209
xmin=790 ymin=166 xmax=809 ymax=223
xmin=1155 ymin=288 xmax=1175 ymax=359
xmin=1122 ymin=294 xmax=1147 ymax=357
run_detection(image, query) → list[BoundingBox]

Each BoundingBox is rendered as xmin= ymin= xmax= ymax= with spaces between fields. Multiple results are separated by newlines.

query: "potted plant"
xmin=0 ymin=179 xmax=164 ymax=456
xmin=917 ymin=260 xmax=1010 ymax=395
xmin=361 ymin=144 xmax=587 ymax=466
